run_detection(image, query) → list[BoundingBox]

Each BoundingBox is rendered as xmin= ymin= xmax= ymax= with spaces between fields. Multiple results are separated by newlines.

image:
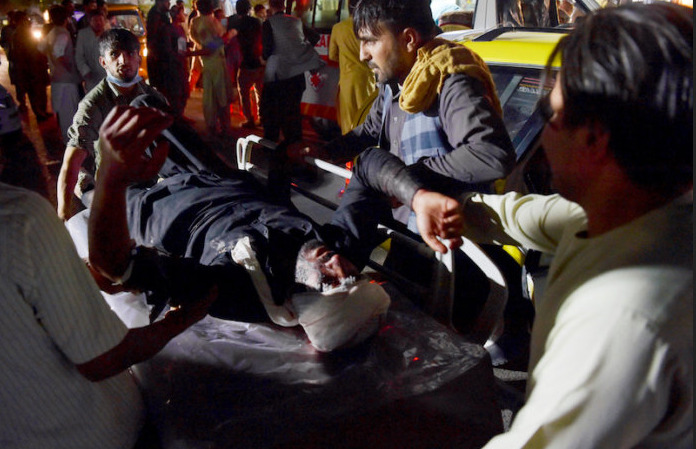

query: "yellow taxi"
xmin=438 ymin=26 xmax=566 ymax=195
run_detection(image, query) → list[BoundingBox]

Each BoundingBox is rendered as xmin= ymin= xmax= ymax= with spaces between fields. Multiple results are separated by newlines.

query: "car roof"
xmin=441 ymin=27 xmax=566 ymax=69
xmin=106 ymin=3 xmax=142 ymax=12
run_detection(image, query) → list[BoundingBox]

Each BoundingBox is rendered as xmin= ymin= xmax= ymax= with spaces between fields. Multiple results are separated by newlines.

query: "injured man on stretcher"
xmin=85 ymin=104 xmax=462 ymax=352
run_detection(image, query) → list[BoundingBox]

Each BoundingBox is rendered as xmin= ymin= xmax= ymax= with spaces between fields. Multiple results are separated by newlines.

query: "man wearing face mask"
xmin=57 ymin=28 xmax=167 ymax=221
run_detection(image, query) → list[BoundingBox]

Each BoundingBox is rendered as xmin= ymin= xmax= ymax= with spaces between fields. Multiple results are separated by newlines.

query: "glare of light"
xmin=142 ymin=47 xmax=148 ymax=57
xmin=32 ymin=29 xmax=42 ymax=40
xmin=43 ymin=10 xmax=50 ymax=22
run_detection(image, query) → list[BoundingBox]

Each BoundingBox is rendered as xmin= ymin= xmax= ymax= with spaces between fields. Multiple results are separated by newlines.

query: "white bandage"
xmin=292 ymin=280 xmax=391 ymax=352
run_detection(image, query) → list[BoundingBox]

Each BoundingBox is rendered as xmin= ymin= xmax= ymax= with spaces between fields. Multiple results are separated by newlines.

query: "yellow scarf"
xmin=400 ymin=38 xmax=502 ymax=116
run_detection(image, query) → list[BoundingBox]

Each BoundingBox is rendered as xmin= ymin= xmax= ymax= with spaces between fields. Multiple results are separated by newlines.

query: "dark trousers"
xmin=260 ymin=73 xmax=305 ymax=144
xmin=17 ymin=81 xmax=48 ymax=118
xmin=325 ymin=169 xmax=396 ymax=270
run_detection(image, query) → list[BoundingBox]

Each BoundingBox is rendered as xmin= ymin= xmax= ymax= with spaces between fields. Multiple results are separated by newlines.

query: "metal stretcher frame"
xmin=235 ymin=135 xmax=508 ymax=347
xmin=65 ymin=205 xmax=505 ymax=449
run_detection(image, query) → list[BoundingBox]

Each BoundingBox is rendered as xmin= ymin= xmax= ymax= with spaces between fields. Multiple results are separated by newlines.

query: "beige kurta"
xmin=329 ymin=17 xmax=377 ymax=134
xmin=191 ymin=14 xmax=234 ymax=131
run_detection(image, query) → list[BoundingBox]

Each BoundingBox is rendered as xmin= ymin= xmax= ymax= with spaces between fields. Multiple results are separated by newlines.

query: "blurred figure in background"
xmin=0 ymin=84 xmax=50 ymax=199
xmin=260 ymin=0 xmax=323 ymax=143
xmin=187 ymin=0 xmax=203 ymax=92
xmin=41 ymin=4 xmax=82 ymax=143
xmin=228 ymin=0 xmax=264 ymax=128
xmin=62 ymin=0 xmax=78 ymax=43
xmin=11 ymin=10 xmax=51 ymax=121
xmin=146 ymin=0 xmax=173 ymax=96
xmin=328 ymin=0 xmax=377 ymax=134
xmin=76 ymin=0 xmax=99 ymax=31
xmin=190 ymin=0 xmax=238 ymax=136
xmin=254 ymin=3 xmax=268 ymax=21
xmin=1 ymin=11 xmax=25 ymax=111
xmin=75 ymin=9 xmax=110 ymax=93
xmin=168 ymin=3 xmax=193 ymax=117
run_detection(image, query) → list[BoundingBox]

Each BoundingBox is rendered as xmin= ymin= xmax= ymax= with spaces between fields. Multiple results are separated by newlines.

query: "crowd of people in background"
xmin=0 ymin=1 xmax=692 ymax=448
xmin=1 ymin=0 xmax=274 ymax=141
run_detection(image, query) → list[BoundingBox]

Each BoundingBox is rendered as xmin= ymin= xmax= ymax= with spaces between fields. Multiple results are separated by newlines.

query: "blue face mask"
xmin=106 ymin=74 xmax=143 ymax=88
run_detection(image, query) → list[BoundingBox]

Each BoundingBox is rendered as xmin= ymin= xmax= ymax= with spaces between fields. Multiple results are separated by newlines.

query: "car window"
xmin=489 ymin=65 xmax=556 ymax=160
xmin=108 ymin=10 xmax=145 ymax=36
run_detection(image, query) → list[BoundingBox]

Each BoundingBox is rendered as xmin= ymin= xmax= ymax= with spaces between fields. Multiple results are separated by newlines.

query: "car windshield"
xmin=490 ymin=65 xmax=555 ymax=159
xmin=108 ymin=10 xmax=145 ymax=36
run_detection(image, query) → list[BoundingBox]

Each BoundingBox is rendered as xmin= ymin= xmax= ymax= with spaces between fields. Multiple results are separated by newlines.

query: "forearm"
xmin=88 ymin=104 xmax=173 ymax=279
xmin=57 ymin=146 xmax=87 ymax=220
xmin=353 ymin=147 xmax=423 ymax=207
xmin=459 ymin=192 xmax=580 ymax=251
xmin=88 ymin=168 xmax=134 ymax=281
xmin=75 ymin=311 xmax=197 ymax=382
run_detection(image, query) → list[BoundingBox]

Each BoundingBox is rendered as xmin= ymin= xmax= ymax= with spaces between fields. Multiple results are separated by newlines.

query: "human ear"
xmin=584 ymin=121 xmax=611 ymax=163
xmin=401 ymin=27 xmax=421 ymax=53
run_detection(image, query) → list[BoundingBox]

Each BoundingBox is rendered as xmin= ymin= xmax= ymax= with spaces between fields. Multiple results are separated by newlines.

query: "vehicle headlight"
xmin=32 ymin=29 xmax=42 ymax=40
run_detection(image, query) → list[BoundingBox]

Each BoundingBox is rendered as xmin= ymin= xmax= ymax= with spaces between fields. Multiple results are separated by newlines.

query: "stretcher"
xmin=235 ymin=134 xmax=508 ymax=347
xmin=65 ymin=210 xmax=504 ymax=449
xmin=62 ymin=107 xmax=507 ymax=446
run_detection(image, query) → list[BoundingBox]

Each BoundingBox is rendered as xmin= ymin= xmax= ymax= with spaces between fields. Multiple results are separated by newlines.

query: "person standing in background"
xmin=75 ymin=9 xmax=110 ymax=93
xmin=168 ymin=3 xmax=193 ymax=117
xmin=187 ymin=0 xmax=204 ymax=92
xmin=146 ymin=0 xmax=173 ymax=95
xmin=260 ymin=0 xmax=323 ymax=144
xmin=228 ymin=0 xmax=264 ymax=129
xmin=1 ymin=10 xmax=27 ymax=113
xmin=62 ymin=0 xmax=78 ymax=43
xmin=190 ymin=0 xmax=238 ymax=136
xmin=41 ymin=5 xmax=82 ymax=143
xmin=76 ymin=0 xmax=99 ymax=31
xmin=254 ymin=3 xmax=268 ymax=21
xmin=328 ymin=0 xmax=377 ymax=134
xmin=12 ymin=11 xmax=51 ymax=122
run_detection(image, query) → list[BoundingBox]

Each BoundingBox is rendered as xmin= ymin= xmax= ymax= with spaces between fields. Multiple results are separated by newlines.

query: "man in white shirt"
xmin=0 ymin=115 xmax=213 ymax=447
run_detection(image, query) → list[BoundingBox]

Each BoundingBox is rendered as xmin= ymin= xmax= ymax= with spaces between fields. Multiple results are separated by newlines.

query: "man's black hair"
xmin=268 ymin=0 xmax=286 ymax=11
xmin=353 ymin=0 xmax=437 ymax=39
xmin=87 ymin=8 xmax=107 ymax=22
xmin=236 ymin=0 xmax=251 ymax=15
xmin=98 ymin=27 xmax=141 ymax=57
xmin=196 ymin=0 xmax=216 ymax=15
xmin=546 ymin=3 xmax=692 ymax=197
xmin=48 ymin=4 xmax=70 ymax=25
